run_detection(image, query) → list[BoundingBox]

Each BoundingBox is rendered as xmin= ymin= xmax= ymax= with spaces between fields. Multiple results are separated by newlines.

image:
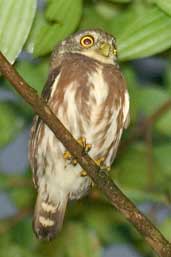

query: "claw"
xmin=63 ymin=137 xmax=92 ymax=168
xmin=71 ymin=159 xmax=78 ymax=166
xmin=63 ymin=151 xmax=72 ymax=161
xmin=95 ymin=157 xmax=111 ymax=172
xmin=63 ymin=151 xmax=77 ymax=166
xmin=78 ymin=137 xmax=92 ymax=153
xmin=95 ymin=157 xmax=105 ymax=166
xmin=80 ymin=170 xmax=87 ymax=177
xmin=78 ymin=137 xmax=86 ymax=147
xmin=85 ymin=143 xmax=92 ymax=153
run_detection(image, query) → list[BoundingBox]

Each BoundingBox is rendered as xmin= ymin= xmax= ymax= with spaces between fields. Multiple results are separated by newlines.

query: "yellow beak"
xmin=99 ymin=42 xmax=111 ymax=57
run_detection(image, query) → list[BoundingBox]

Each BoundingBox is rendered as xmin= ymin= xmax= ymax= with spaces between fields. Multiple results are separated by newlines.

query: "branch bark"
xmin=0 ymin=52 xmax=171 ymax=257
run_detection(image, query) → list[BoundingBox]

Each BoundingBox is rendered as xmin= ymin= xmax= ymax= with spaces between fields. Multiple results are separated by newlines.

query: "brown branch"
xmin=145 ymin=126 xmax=155 ymax=191
xmin=144 ymin=100 xmax=171 ymax=126
xmin=0 ymin=51 xmax=171 ymax=257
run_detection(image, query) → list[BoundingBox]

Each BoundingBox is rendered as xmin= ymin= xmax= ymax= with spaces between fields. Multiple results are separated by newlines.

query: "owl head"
xmin=51 ymin=29 xmax=117 ymax=66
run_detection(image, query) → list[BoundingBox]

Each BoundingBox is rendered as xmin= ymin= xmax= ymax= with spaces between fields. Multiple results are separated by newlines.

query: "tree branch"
xmin=0 ymin=52 xmax=170 ymax=257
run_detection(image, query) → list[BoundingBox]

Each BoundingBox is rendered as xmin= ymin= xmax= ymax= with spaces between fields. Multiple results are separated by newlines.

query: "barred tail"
xmin=33 ymin=192 xmax=68 ymax=240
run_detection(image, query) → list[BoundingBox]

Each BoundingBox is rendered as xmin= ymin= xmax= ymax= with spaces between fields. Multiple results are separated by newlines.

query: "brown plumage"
xmin=29 ymin=29 xmax=130 ymax=240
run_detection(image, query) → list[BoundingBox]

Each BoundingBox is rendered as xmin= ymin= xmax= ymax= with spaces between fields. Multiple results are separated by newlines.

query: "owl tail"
xmin=33 ymin=191 xmax=68 ymax=240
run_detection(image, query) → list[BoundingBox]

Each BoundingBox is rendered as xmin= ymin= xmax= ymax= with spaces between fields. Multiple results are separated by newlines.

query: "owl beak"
xmin=99 ymin=42 xmax=111 ymax=57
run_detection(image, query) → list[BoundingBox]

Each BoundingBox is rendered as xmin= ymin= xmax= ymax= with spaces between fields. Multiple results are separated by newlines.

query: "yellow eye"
xmin=80 ymin=35 xmax=94 ymax=48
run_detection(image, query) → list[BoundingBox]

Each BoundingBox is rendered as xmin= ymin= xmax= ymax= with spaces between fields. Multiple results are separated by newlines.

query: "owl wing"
xmin=41 ymin=66 xmax=61 ymax=101
xmin=29 ymin=67 xmax=61 ymax=188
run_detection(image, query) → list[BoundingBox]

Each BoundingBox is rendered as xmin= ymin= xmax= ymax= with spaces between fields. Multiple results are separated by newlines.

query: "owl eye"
xmin=80 ymin=35 xmax=94 ymax=48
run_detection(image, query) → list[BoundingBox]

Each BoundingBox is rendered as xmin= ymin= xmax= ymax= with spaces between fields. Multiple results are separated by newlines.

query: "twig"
xmin=120 ymin=100 xmax=171 ymax=152
xmin=145 ymin=126 xmax=155 ymax=191
xmin=144 ymin=100 xmax=171 ymax=126
xmin=0 ymin=52 xmax=170 ymax=257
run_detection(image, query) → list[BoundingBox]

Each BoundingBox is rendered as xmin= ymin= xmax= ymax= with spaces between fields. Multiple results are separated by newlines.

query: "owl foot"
xmin=63 ymin=151 xmax=77 ymax=166
xmin=63 ymin=137 xmax=91 ymax=167
xmin=77 ymin=137 xmax=92 ymax=154
xmin=80 ymin=170 xmax=87 ymax=177
xmin=95 ymin=157 xmax=111 ymax=172
xmin=80 ymin=157 xmax=110 ymax=178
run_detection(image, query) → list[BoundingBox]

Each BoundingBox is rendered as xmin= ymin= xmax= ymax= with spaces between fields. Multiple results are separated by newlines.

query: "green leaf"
xmin=83 ymin=204 xmax=127 ymax=244
xmin=0 ymin=0 xmax=36 ymax=63
xmin=0 ymin=235 xmax=40 ymax=257
xmin=159 ymin=218 xmax=171 ymax=240
xmin=107 ymin=0 xmax=132 ymax=3
xmin=118 ymin=7 xmax=171 ymax=61
xmin=112 ymin=143 xmax=165 ymax=197
xmin=10 ymin=187 xmax=34 ymax=209
xmin=79 ymin=5 xmax=109 ymax=32
xmin=123 ymin=188 xmax=165 ymax=203
xmin=153 ymin=0 xmax=171 ymax=16
xmin=0 ymin=244 xmax=35 ymax=257
xmin=95 ymin=1 xmax=119 ymax=19
xmin=11 ymin=217 xmax=39 ymax=249
xmin=113 ymin=143 xmax=149 ymax=191
xmin=138 ymin=87 xmax=171 ymax=136
xmin=34 ymin=23 xmax=71 ymax=56
xmin=37 ymin=222 xmax=101 ymax=257
xmin=65 ymin=223 xmax=101 ymax=257
xmin=156 ymin=107 xmax=171 ymax=136
xmin=34 ymin=0 xmax=82 ymax=56
xmin=113 ymin=142 xmax=171 ymax=200
xmin=45 ymin=0 xmax=82 ymax=24
xmin=25 ymin=12 xmax=46 ymax=53
xmin=154 ymin=144 xmax=171 ymax=177
xmin=16 ymin=60 xmax=49 ymax=93
xmin=109 ymin=8 xmax=136 ymax=38
xmin=122 ymin=66 xmax=140 ymax=123
xmin=164 ymin=62 xmax=171 ymax=95
xmin=138 ymin=87 xmax=169 ymax=114
xmin=0 ymin=102 xmax=24 ymax=148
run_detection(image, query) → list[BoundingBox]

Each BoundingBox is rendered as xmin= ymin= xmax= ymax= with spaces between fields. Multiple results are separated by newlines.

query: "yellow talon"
xmin=78 ymin=137 xmax=86 ymax=147
xmin=95 ymin=157 xmax=105 ymax=166
xmin=63 ymin=151 xmax=77 ymax=166
xmin=80 ymin=170 xmax=87 ymax=177
xmin=63 ymin=151 xmax=72 ymax=161
xmin=78 ymin=137 xmax=92 ymax=153
xmin=72 ymin=159 xmax=78 ymax=166
xmin=106 ymin=166 xmax=111 ymax=172
xmin=95 ymin=157 xmax=111 ymax=172
xmin=63 ymin=137 xmax=92 ymax=167
xmin=85 ymin=143 xmax=92 ymax=153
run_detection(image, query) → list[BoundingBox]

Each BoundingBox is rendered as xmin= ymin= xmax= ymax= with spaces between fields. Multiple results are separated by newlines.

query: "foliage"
xmin=0 ymin=0 xmax=36 ymax=64
xmin=0 ymin=0 xmax=171 ymax=257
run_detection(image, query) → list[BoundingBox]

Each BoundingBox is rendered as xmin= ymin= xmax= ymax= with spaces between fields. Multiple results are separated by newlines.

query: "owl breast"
xmin=30 ymin=53 xmax=129 ymax=201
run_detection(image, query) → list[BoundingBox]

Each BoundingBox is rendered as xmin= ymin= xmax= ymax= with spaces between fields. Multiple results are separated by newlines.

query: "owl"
xmin=29 ymin=29 xmax=130 ymax=240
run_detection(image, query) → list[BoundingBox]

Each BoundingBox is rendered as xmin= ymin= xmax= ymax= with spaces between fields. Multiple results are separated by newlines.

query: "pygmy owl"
xmin=29 ymin=29 xmax=130 ymax=240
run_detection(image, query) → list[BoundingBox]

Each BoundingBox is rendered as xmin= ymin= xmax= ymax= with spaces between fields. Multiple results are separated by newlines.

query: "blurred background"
xmin=0 ymin=0 xmax=171 ymax=256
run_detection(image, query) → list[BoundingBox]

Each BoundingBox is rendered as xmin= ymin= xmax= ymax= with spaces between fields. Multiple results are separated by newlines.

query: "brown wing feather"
xmin=29 ymin=67 xmax=61 ymax=188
